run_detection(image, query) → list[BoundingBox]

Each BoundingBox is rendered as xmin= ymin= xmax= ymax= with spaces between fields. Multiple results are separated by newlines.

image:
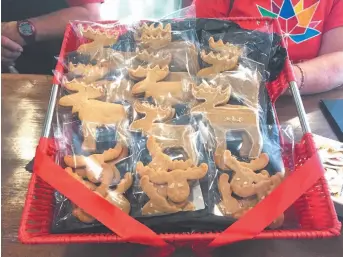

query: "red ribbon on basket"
xmin=34 ymin=137 xmax=169 ymax=248
xmin=34 ymin=135 xmax=325 ymax=254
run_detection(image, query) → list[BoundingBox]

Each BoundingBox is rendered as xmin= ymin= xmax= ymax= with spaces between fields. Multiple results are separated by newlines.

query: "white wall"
xmin=100 ymin=0 xmax=181 ymax=21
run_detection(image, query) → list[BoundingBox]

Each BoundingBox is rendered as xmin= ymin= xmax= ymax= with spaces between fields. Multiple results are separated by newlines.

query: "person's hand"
xmin=1 ymin=35 xmax=23 ymax=67
xmin=2 ymin=21 xmax=26 ymax=47
xmin=281 ymin=64 xmax=303 ymax=95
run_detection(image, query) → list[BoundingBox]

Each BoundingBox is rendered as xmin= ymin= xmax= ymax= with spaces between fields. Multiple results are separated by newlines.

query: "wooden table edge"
xmin=2 ymin=74 xmax=52 ymax=82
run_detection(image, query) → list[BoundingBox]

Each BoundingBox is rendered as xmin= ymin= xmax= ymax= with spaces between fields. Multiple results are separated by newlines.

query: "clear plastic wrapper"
xmin=133 ymin=24 xmax=199 ymax=74
xmin=130 ymin=118 xmax=208 ymax=217
xmin=57 ymin=61 xmax=134 ymax=104
xmin=52 ymin=112 xmax=134 ymax=230
xmin=125 ymin=22 xmax=199 ymax=114
xmin=52 ymin=104 xmax=133 ymax=227
xmin=186 ymin=24 xmax=288 ymax=229
xmin=52 ymin=147 xmax=133 ymax=233
xmin=70 ymin=21 xmax=125 ymax=57
xmin=199 ymin=20 xmax=274 ymax=80
xmin=205 ymin=124 xmax=294 ymax=230
xmin=52 ymin=24 xmax=135 ymax=227
xmin=48 ymin=6 xmax=289 ymax=233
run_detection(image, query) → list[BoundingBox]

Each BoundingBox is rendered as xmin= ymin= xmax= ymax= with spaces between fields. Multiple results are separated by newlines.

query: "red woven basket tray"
xmin=19 ymin=17 xmax=341 ymax=250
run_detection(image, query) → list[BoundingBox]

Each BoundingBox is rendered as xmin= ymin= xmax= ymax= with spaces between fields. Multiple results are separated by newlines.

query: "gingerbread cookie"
xmin=59 ymin=80 xmax=103 ymax=112
xmin=129 ymin=65 xmax=193 ymax=105
xmin=136 ymin=134 xmax=206 ymax=215
xmin=136 ymin=153 xmax=194 ymax=177
xmin=135 ymin=22 xmax=200 ymax=74
xmin=217 ymin=171 xmax=284 ymax=228
xmin=223 ymin=150 xmax=270 ymax=198
xmin=106 ymin=146 xmax=129 ymax=166
xmin=217 ymin=173 xmax=251 ymax=218
xmin=135 ymin=48 xmax=172 ymax=67
xmin=60 ymin=93 xmax=126 ymax=151
xmin=102 ymin=79 xmax=134 ymax=103
xmin=63 ymin=79 xmax=108 ymax=93
xmin=197 ymin=37 xmax=241 ymax=78
xmin=79 ymin=101 xmax=125 ymax=152
xmin=239 ymin=152 xmax=269 ymax=170
xmin=129 ymin=64 xmax=168 ymax=82
xmin=65 ymin=167 xmax=97 ymax=191
xmin=165 ymin=72 xmax=194 ymax=81
xmin=68 ymin=63 xmax=108 ymax=84
xmin=64 ymin=144 xmax=123 ymax=183
xmin=71 ymin=170 xmax=133 ymax=223
xmin=95 ymin=163 xmax=118 ymax=196
xmin=137 ymin=23 xmax=172 ymax=50
xmin=158 ymin=42 xmax=199 ymax=74
xmin=217 ymin=157 xmax=284 ymax=228
xmin=191 ymin=82 xmax=262 ymax=160
xmin=140 ymin=176 xmax=181 ymax=215
xmin=130 ymin=101 xmax=175 ymax=133
xmin=210 ymin=65 xmax=261 ymax=109
xmin=148 ymin=124 xmax=198 ymax=165
xmin=66 ymin=167 xmax=97 ymax=223
xmin=138 ymin=160 xmax=206 ymax=214
xmin=105 ymin=172 xmax=133 ymax=214
xmin=92 ymin=47 xmax=124 ymax=60
xmin=76 ymin=24 xmax=119 ymax=54
xmin=136 ymin=135 xmax=195 ymax=177
xmin=143 ymin=163 xmax=208 ymax=203
xmin=91 ymin=48 xmax=136 ymax=70
xmin=208 ymin=37 xmax=241 ymax=55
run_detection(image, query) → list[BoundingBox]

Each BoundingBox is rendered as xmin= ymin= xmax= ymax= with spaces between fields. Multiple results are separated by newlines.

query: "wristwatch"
xmin=17 ymin=20 xmax=36 ymax=44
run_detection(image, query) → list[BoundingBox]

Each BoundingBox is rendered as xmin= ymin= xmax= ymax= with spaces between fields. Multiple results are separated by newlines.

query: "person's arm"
xmin=293 ymin=27 xmax=343 ymax=95
xmin=29 ymin=3 xmax=101 ymax=42
xmin=293 ymin=0 xmax=343 ymax=95
xmin=2 ymin=3 xmax=101 ymax=46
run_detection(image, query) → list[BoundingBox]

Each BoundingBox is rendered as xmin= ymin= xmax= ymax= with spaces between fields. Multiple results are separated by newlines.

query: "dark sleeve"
xmin=193 ymin=0 xmax=230 ymax=18
xmin=66 ymin=0 xmax=104 ymax=7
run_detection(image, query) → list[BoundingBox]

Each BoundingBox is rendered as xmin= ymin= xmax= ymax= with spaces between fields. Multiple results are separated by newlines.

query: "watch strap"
xmin=17 ymin=19 xmax=36 ymax=44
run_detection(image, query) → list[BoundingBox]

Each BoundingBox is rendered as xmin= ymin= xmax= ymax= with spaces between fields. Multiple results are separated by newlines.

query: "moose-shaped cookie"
xmin=68 ymin=166 xmax=133 ymax=223
xmin=136 ymin=136 xmax=208 ymax=215
xmin=148 ymin=124 xmax=198 ymax=165
xmin=59 ymin=80 xmax=127 ymax=152
xmin=76 ymin=24 xmax=119 ymax=54
xmin=137 ymin=23 xmax=172 ymax=50
xmin=191 ymin=82 xmax=262 ymax=163
xmin=135 ymin=22 xmax=199 ymax=74
xmin=130 ymin=101 xmax=175 ymax=133
xmin=135 ymin=48 xmax=172 ymax=67
xmin=68 ymin=63 xmax=108 ymax=84
xmin=218 ymin=150 xmax=285 ymax=228
xmin=197 ymin=37 xmax=241 ymax=78
xmin=129 ymin=64 xmax=193 ymax=105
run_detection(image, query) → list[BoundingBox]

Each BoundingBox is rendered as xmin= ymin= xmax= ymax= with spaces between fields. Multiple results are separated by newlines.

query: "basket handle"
xmin=34 ymin=137 xmax=169 ymax=248
xmin=288 ymin=80 xmax=311 ymax=134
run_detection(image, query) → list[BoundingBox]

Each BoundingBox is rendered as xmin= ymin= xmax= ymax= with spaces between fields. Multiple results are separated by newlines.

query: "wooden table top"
xmin=1 ymin=74 xmax=343 ymax=257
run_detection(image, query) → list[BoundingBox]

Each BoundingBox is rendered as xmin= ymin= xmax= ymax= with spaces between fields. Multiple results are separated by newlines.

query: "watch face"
xmin=19 ymin=22 xmax=33 ymax=36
